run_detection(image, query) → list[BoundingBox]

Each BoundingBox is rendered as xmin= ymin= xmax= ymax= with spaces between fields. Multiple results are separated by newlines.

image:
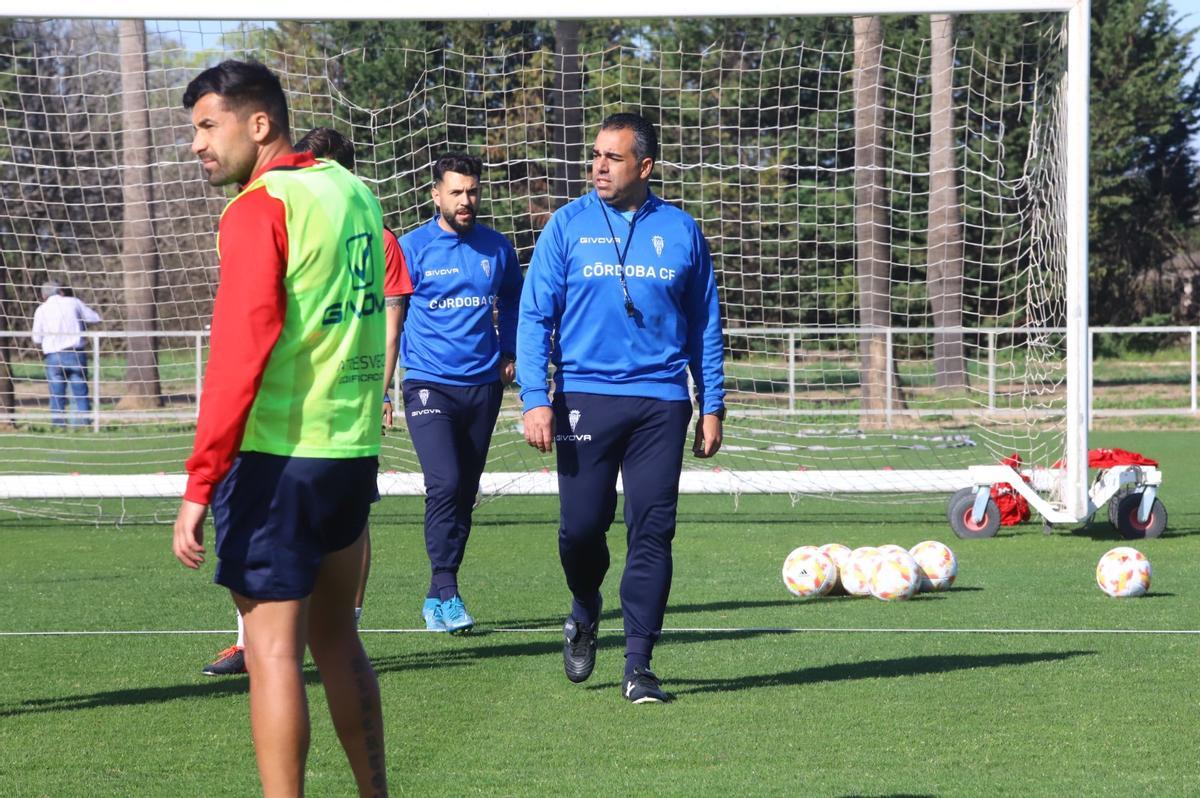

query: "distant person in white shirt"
xmin=31 ymin=281 xmax=101 ymax=427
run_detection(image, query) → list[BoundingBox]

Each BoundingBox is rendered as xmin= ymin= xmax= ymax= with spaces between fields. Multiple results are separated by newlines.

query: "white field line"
xmin=3 ymin=626 xmax=1200 ymax=637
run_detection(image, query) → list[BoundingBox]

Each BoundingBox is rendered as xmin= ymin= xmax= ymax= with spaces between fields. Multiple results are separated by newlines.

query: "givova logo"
xmin=410 ymin=387 xmax=441 ymax=416
xmin=345 ymin=232 xmax=375 ymax=290
xmin=556 ymin=408 xmax=592 ymax=442
xmin=322 ymin=292 xmax=384 ymax=326
xmin=323 ymin=231 xmax=382 ymax=326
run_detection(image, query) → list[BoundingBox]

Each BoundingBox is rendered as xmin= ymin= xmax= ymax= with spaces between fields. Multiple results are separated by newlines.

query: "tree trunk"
xmin=550 ymin=20 xmax=584 ymax=209
xmin=928 ymin=13 xmax=966 ymax=389
xmin=853 ymin=16 xmax=897 ymax=428
xmin=117 ymin=19 xmax=161 ymax=410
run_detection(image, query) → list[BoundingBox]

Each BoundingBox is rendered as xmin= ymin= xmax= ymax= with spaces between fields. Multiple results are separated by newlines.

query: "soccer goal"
xmin=0 ymin=1 xmax=1152 ymax=532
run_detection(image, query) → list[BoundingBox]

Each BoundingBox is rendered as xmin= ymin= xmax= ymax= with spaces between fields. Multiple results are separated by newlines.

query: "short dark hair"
xmin=432 ymin=152 xmax=482 ymax=184
xmin=182 ymin=60 xmax=290 ymax=139
xmin=296 ymin=126 xmax=355 ymax=171
xmin=600 ymin=112 xmax=658 ymax=163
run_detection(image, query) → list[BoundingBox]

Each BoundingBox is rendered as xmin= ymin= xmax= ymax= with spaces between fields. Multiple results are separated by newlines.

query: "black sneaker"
xmin=201 ymin=644 xmax=246 ymax=676
xmin=621 ymin=666 xmax=670 ymax=704
xmin=562 ymin=617 xmax=598 ymax=683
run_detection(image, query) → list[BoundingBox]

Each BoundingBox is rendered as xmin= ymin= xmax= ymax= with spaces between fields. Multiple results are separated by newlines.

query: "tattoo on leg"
xmin=351 ymin=653 xmax=387 ymax=796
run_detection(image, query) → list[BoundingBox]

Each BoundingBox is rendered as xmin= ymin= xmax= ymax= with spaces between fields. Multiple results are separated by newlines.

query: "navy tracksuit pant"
xmin=403 ymin=379 xmax=503 ymax=599
xmin=554 ymin=392 xmax=693 ymax=662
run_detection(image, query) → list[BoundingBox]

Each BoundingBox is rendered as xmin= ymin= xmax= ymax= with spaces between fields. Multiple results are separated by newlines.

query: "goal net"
xmin=0 ymin=11 xmax=1087 ymax=519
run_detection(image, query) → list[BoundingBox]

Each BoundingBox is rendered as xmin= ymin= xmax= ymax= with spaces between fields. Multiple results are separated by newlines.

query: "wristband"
xmin=383 ymin=393 xmax=392 ymax=404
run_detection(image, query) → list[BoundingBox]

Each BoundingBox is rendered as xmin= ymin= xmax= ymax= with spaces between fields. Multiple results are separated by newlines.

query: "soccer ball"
xmin=870 ymin=550 xmax=921 ymax=601
xmin=909 ymin=540 xmax=958 ymax=592
xmin=841 ymin=546 xmax=882 ymax=596
xmin=782 ymin=547 xmax=837 ymax=598
xmin=819 ymin=543 xmax=853 ymax=595
xmin=1096 ymin=547 xmax=1151 ymax=598
xmin=877 ymin=544 xmax=909 ymax=557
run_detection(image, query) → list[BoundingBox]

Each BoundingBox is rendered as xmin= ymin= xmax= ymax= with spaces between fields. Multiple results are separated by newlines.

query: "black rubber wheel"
xmin=1108 ymin=486 xmax=1134 ymax=528
xmin=949 ymin=490 xmax=1001 ymax=539
xmin=1115 ymin=492 xmax=1167 ymax=539
xmin=946 ymin=487 xmax=974 ymax=524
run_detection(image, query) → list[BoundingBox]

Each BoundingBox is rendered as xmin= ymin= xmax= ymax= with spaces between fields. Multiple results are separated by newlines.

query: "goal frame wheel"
xmin=1115 ymin=492 xmax=1167 ymax=539
xmin=949 ymin=490 xmax=1001 ymax=539
xmin=1107 ymin=485 xmax=1134 ymax=528
xmin=946 ymin=487 xmax=974 ymax=524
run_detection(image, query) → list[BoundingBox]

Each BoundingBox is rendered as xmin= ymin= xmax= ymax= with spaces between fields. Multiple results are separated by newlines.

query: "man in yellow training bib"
xmin=172 ymin=60 xmax=388 ymax=797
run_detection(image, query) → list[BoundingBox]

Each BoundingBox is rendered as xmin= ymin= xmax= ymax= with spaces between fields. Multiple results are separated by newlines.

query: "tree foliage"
xmin=1088 ymin=0 xmax=1200 ymax=324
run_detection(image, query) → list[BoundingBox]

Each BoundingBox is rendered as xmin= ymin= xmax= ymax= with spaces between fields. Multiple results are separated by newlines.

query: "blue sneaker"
xmin=440 ymin=595 xmax=474 ymax=635
xmin=421 ymin=598 xmax=446 ymax=632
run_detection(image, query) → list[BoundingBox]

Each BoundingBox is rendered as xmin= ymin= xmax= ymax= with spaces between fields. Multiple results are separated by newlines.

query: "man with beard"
xmin=387 ymin=151 xmax=523 ymax=633
xmin=173 ymin=60 xmax=388 ymax=795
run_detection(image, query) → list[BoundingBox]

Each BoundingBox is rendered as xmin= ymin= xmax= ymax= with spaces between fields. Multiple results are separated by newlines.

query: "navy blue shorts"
xmin=212 ymin=452 xmax=379 ymax=600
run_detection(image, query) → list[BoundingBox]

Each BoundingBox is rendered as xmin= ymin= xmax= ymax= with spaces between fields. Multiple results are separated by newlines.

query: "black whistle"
xmin=625 ymin=299 xmax=636 ymax=317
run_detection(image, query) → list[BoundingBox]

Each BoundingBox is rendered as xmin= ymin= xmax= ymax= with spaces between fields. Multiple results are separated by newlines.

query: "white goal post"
xmin=0 ymin=1 xmax=1099 ymax=524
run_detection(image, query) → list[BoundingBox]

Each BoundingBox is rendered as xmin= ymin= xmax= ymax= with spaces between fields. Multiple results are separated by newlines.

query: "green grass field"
xmin=2 ymin=430 xmax=1198 ymax=796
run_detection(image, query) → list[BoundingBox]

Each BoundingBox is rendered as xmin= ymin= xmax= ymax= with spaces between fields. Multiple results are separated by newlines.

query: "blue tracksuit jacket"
xmin=517 ymin=190 xmax=725 ymax=414
xmin=399 ymin=217 xmax=523 ymax=385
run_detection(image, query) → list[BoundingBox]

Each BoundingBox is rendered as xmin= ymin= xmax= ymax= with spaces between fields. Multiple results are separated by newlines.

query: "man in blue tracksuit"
xmin=388 ymin=151 xmax=523 ymax=634
xmin=518 ymin=112 xmax=725 ymax=703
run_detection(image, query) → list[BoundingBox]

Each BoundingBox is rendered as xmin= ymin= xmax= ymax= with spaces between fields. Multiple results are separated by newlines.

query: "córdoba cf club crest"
xmin=480 ymin=258 xmax=491 ymax=278
xmin=568 ymin=409 xmax=581 ymax=432
xmin=652 ymin=235 xmax=664 ymax=256
xmin=419 ymin=389 xmax=430 ymax=407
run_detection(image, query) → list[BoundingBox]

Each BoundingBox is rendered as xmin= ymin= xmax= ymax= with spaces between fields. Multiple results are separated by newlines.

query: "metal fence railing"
xmin=722 ymin=325 xmax=1199 ymax=426
xmin=2 ymin=325 xmax=1197 ymax=430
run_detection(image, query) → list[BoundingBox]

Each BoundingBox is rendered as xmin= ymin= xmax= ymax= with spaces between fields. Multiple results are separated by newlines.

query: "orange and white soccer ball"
xmin=841 ymin=546 xmax=882 ymax=596
xmin=1096 ymin=547 xmax=1151 ymax=598
xmin=870 ymin=550 xmax=921 ymax=601
xmin=877 ymin=544 xmax=909 ymax=557
xmin=909 ymin=540 xmax=958 ymax=592
xmin=819 ymin=543 xmax=853 ymax=594
xmin=782 ymin=547 xmax=837 ymax=598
